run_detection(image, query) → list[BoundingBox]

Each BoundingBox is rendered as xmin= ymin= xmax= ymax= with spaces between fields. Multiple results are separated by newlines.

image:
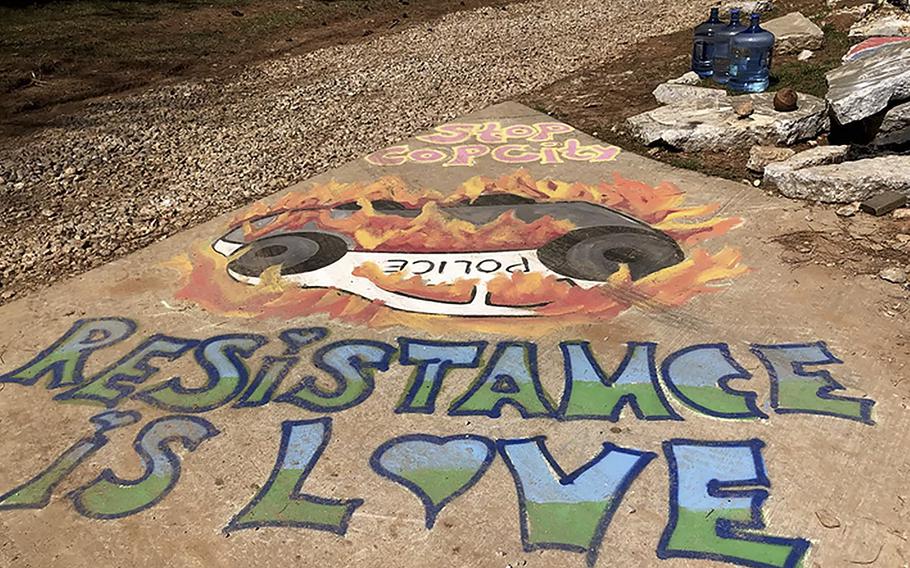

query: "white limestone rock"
xmin=849 ymin=4 xmax=910 ymax=38
xmin=763 ymin=12 xmax=825 ymax=54
xmin=872 ymin=100 xmax=910 ymax=145
xmin=652 ymin=84 xmax=728 ymax=105
xmin=826 ymin=41 xmax=910 ymax=124
xmin=765 ymin=147 xmax=910 ymax=202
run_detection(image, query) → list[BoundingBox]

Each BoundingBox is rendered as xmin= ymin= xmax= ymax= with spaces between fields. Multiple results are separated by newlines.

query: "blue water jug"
xmin=728 ymin=13 xmax=776 ymax=92
xmin=691 ymin=7 xmax=725 ymax=78
xmin=712 ymin=9 xmax=748 ymax=85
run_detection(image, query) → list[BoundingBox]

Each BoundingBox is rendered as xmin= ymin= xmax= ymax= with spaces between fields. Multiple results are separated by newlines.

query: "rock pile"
xmin=765 ymin=39 xmax=910 ymax=203
xmin=631 ymin=3 xmax=910 ymax=206
xmin=849 ymin=3 xmax=910 ymax=38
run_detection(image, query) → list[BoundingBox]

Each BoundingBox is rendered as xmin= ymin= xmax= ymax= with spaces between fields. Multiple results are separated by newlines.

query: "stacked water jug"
xmin=691 ymin=7 xmax=776 ymax=93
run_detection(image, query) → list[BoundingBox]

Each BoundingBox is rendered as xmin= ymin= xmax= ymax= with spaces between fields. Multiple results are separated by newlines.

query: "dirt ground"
xmin=0 ymin=0 xmax=524 ymax=139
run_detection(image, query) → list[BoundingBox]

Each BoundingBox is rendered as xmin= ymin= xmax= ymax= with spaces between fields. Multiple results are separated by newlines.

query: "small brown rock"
xmin=815 ymin=510 xmax=841 ymax=529
xmin=835 ymin=202 xmax=860 ymax=217
xmin=774 ymin=88 xmax=799 ymax=112
xmin=734 ymin=100 xmax=755 ymax=118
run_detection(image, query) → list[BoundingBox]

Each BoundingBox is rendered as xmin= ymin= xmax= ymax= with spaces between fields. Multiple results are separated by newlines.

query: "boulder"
xmin=849 ymin=4 xmax=910 ymax=38
xmin=763 ymin=12 xmax=825 ymax=54
xmin=652 ymin=84 xmax=727 ymax=105
xmin=872 ymin=100 xmax=910 ymax=145
xmin=826 ymin=41 xmax=910 ymax=124
xmin=627 ymin=92 xmax=829 ymax=151
xmin=747 ymin=146 xmax=797 ymax=172
xmin=767 ymin=145 xmax=852 ymax=170
xmin=765 ymin=147 xmax=910 ymax=202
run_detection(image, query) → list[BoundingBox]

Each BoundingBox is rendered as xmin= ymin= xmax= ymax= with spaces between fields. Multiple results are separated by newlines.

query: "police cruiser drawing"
xmin=213 ymin=195 xmax=684 ymax=317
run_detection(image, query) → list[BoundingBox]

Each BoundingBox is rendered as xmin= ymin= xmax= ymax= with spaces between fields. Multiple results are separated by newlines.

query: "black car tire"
xmin=227 ymin=233 xmax=348 ymax=277
xmin=537 ymin=227 xmax=684 ymax=281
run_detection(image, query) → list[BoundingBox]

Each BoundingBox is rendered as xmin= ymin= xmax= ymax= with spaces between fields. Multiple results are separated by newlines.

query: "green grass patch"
xmin=770 ymin=26 xmax=852 ymax=98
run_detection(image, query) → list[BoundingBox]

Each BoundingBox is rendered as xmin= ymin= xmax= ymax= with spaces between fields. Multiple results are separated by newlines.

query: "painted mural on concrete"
xmin=0 ymin=317 xmax=878 ymax=567
xmin=168 ymin=169 xmax=746 ymax=334
xmin=365 ymin=122 xmax=621 ymax=167
xmin=0 ymin=107 xmax=900 ymax=568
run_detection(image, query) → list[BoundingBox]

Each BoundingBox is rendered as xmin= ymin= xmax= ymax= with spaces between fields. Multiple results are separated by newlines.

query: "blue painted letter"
xmin=396 ymin=338 xmax=486 ymax=414
xmin=498 ymin=437 xmax=655 ymax=566
xmin=662 ymin=344 xmax=766 ymax=419
xmin=226 ymin=418 xmax=363 ymax=534
xmin=559 ymin=341 xmax=680 ymax=421
xmin=751 ymin=342 xmax=874 ymax=424
xmin=658 ymin=439 xmax=810 ymax=567
xmin=449 ymin=342 xmax=555 ymax=418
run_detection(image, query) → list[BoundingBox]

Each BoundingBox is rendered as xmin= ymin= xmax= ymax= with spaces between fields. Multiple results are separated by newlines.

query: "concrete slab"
xmin=0 ymin=102 xmax=907 ymax=568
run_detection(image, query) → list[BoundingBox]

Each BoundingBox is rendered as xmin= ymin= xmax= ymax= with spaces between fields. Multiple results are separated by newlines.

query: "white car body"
xmin=213 ymin=239 xmax=603 ymax=316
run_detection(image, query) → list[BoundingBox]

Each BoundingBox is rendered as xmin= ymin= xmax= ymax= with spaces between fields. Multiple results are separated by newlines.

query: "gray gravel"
xmin=0 ymin=0 xmax=712 ymax=302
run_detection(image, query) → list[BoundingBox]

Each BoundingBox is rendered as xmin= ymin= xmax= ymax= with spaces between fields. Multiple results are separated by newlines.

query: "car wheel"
xmin=537 ymin=227 xmax=684 ymax=281
xmin=227 ymin=233 xmax=348 ymax=277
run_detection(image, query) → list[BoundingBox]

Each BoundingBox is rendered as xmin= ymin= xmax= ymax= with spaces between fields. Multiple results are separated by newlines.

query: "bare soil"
xmin=0 ymin=0 xmax=525 ymax=140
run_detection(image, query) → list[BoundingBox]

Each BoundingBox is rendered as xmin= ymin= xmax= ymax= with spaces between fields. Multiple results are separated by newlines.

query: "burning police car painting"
xmin=174 ymin=170 xmax=745 ymax=331
xmin=213 ymin=196 xmax=686 ymax=317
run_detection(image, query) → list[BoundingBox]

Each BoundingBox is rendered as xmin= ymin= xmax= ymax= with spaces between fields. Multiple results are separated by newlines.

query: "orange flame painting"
xmin=168 ymin=169 xmax=748 ymax=335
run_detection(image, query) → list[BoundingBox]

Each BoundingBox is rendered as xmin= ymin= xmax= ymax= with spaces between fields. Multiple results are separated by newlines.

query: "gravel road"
xmin=0 ymin=0 xmax=712 ymax=302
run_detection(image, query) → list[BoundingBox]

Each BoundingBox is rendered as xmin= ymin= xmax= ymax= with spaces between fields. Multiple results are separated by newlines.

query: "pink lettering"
xmin=492 ymin=145 xmax=538 ymax=163
xmin=503 ymin=124 xmax=537 ymax=140
xmin=416 ymin=124 xmax=477 ymax=145
xmin=539 ymin=144 xmax=563 ymax=165
xmin=476 ymin=122 xmax=505 ymax=144
xmin=528 ymin=122 xmax=574 ymax=142
xmin=445 ymin=145 xmax=490 ymax=167
xmin=591 ymin=145 xmax=621 ymax=162
xmin=560 ymin=139 xmax=595 ymax=161
xmin=365 ymin=145 xmax=409 ymax=166
xmin=409 ymin=148 xmax=447 ymax=163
